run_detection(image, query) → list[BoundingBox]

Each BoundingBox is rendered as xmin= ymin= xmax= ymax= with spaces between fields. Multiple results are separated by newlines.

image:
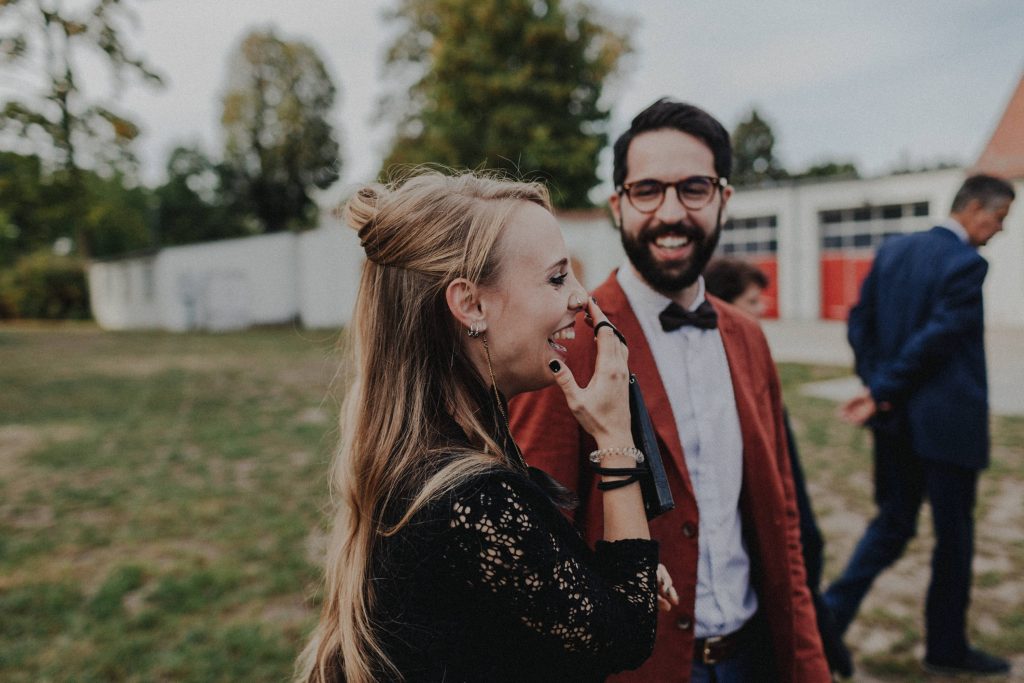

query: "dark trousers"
xmin=823 ymin=428 xmax=979 ymax=661
xmin=785 ymin=413 xmax=825 ymax=591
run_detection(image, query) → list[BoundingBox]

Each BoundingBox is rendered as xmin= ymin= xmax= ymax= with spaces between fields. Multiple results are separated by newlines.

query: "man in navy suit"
xmin=825 ymin=174 xmax=1015 ymax=676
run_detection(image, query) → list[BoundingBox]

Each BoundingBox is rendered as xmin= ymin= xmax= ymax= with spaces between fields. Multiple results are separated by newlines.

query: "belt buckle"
xmin=702 ymin=634 xmax=724 ymax=665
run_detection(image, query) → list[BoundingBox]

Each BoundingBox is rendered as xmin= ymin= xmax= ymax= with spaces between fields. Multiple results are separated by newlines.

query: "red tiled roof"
xmin=974 ymin=72 xmax=1024 ymax=179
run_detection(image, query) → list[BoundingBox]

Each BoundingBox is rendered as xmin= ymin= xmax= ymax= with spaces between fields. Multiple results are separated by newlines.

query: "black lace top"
xmin=370 ymin=465 xmax=659 ymax=682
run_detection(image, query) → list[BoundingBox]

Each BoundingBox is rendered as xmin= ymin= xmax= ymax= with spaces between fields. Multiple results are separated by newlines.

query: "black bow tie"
xmin=659 ymin=300 xmax=718 ymax=332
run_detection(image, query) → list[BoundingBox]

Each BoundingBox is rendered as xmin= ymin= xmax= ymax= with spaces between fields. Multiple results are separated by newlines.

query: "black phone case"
xmin=628 ymin=374 xmax=675 ymax=519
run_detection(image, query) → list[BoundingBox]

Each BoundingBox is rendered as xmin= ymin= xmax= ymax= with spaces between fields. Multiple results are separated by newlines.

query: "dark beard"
xmin=620 ymin=219 xmax=722 ymax=295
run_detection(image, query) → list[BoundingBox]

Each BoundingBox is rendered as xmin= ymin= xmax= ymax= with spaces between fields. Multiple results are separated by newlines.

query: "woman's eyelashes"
xmin=549 ymin=272 xmax=568 ymax=288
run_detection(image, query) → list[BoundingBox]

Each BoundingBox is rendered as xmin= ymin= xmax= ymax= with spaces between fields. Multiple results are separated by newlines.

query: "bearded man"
xmin=510 ymin=99 xmax=830 ymax=682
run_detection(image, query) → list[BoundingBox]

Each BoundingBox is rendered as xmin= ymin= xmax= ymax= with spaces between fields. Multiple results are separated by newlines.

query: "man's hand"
xmin=839 ymin=387 xmax=878 ymax=425
xmin=656 ymin=564 xmax=679 ymax=612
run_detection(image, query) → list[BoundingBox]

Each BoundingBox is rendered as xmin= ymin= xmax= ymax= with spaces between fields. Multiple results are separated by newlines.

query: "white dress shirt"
xmin=617 ymin=264 xmax=758 ymax=638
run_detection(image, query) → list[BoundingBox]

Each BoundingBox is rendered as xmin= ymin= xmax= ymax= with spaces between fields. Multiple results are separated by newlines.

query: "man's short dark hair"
xmin=951 ymin=174 xmax=1016 ymax=212
xmin=703 ymin=258 xmax=769 ymax=304
xmin=612 ymin=98 xmax=732 ymax=189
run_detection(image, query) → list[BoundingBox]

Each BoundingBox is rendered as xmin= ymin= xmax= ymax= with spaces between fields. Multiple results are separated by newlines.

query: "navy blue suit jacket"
xmin=847 ymin=226 xmax=990 ymax=470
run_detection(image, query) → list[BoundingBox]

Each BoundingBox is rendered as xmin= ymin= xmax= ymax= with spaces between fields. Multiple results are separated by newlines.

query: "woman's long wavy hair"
xmin=296 ymin=171 xmax=551 ymax=683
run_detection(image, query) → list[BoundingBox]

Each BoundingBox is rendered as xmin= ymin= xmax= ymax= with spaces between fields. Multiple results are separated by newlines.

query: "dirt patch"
xmin=305 ymin=527 xmax=328 ymax=566
xmin=981 ymin=479 xmax=1024 ymax=544
xmin=89 ymin=354 xmax=242 ymax=378
xmin=259 ymin=594 xmax=312 ymax=629
xmin=0 ymin=422 xmax=92 ymax=503
xmin=0 ymin=424 xmax=43 ymax=462
xmin=295 ymin=407 xmax=329 ymax=425
xmin=0 ymin=537 xmax=227 ymax=593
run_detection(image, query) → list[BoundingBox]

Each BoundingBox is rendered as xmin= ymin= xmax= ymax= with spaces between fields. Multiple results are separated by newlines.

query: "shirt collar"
xmin=617 ymin=261 xmax=707 ymax=318
xmin=938 ymin=217 xmax=970 ymax=244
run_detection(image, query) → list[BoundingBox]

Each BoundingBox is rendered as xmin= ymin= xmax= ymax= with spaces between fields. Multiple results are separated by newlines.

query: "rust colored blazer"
xmin=509 ymin=272 xmax=830 ymax=682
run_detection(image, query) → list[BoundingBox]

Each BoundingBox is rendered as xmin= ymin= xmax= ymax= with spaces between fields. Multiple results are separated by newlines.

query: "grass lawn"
xmin=1 ymin=325 xmax=1021 ymax=681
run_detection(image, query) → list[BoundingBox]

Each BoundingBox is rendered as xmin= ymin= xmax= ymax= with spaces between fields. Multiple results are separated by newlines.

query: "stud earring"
xmin=467 ymin=322 xmax=483 ymax=338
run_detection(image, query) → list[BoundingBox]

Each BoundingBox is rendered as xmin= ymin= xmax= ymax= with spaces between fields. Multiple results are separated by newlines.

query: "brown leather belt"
xmin=692 ymin=619 xmax=755 ymax=665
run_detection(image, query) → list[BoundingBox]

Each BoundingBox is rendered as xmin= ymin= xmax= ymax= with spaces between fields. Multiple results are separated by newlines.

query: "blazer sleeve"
xmin=443 ymin=473 xmax=659 ymax=674
xmin=869 ymin=255 xmax=988 ymax=404
xmin=847 ymin=263 xmax=880 ymax=385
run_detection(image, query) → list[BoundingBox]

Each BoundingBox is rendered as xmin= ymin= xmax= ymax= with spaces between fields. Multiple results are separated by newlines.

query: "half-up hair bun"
xmin=343 ymin=183 xmax=387 ymax=263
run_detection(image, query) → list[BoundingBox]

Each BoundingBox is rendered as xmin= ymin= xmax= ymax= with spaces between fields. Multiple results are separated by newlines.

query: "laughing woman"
xmin=296 ymin=171 xmax=675 ymax=683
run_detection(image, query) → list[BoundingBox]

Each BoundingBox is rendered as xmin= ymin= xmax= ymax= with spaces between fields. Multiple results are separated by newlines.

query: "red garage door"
xmin=820 ymin=253 xmax=873 ymax=320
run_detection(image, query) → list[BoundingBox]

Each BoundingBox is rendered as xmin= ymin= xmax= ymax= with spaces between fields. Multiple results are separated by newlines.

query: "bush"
xmin=0 ymin=250 xmax=91 ymax=319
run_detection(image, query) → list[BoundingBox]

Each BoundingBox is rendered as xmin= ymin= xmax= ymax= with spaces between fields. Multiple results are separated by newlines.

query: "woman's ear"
xmin=445 ymin=278 xmax=485 ymax=331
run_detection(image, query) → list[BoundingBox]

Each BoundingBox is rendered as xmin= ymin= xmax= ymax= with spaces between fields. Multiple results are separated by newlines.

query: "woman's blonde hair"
xmin=296 ymin=170 xmax=551 ymax=683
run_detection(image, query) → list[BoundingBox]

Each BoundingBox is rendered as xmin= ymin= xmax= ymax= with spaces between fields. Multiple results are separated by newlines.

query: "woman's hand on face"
xmin=547 ymin=298 xmax=631 ymax=443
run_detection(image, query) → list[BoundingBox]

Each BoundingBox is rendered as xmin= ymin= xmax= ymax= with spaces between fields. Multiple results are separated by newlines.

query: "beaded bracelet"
xmin=588 ymin=446 xmax=644 ymax=464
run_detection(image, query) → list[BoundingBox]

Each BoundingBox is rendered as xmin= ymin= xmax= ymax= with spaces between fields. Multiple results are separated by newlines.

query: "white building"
xmin=87 ymin=218 xmax=364 ymax=332
xmin=89 ymin=74 xmax=1024 ymax=330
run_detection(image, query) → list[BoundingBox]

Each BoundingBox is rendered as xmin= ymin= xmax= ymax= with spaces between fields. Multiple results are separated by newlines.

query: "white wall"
xmin=88 ymin=170 xmax=1024 ymax=331
xmin=296 ymin=222 xmax=363 ymax=329
xmin=156 ymin=232 xmax=298 ymax=331
xmin=88 ymin=256 xmax=162 ymax=329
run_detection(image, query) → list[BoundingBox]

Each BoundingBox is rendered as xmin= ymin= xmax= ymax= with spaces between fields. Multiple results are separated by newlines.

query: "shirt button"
xmin=676 ymin=616 xmax=693 ymax=631
xmin=682 ymin=522 xmax=697 ymax=538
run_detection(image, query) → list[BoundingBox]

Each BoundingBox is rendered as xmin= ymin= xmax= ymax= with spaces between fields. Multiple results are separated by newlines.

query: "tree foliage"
xmin=0 ymin=249 xmax=90 ymax=319
xmin=153 ymin=146 xmax=252 ymax=246
xmin=731 ymin=108 xmax=788 ymax=187
xmin=0 ymin=0 xmax=162 ymax=255
xmin=0 ymin=0 xmax=162 ymax=174
xmin=0 ymin=150 xmax=150 ymax=264
xmin=796 ymin=160 xmax=860 ymax=181
xmin=381 ymin=0 xmax=631 ymax=208
xmin=220 ymin=29 xmax=341 ymax=233
xmin=0 ymin=151 xmax=65 ymax=263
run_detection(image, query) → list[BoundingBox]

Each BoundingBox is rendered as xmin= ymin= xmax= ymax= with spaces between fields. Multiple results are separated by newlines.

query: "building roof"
xmin=973 ymin=72 xmax=1024 ymax=179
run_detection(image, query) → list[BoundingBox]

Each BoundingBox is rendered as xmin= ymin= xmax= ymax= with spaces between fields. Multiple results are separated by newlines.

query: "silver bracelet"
xmin=588 ymin=446 xmax=644 ymax=464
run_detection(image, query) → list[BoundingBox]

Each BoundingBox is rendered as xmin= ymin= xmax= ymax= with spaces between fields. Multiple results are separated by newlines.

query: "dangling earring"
xmin=481 ymin=334 xmax=529 ymax=472
xmin=467 ymin=322 xmax=482 ymax=338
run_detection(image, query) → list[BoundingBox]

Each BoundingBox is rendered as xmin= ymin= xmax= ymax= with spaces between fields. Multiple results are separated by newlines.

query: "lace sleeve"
xmin=443 ymin=473 xmax=658 ymax=673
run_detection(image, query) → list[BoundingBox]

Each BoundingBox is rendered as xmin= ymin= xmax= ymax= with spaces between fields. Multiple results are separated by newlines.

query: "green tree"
xmin=795 ymin=160 xmax=860 ymax=181
xmin=381 ymin=0 xmax=631 ymax=208
xmin=153 ymin=145 xmax=252 ymax=246
xmin=0 ymin=0 xmax=162 ymax=255
xmin=731 ymin=108 xmax=788 ymax=187
xmin=0 ymin=249 xmax=90 ymax=319
xmin=0 ymin=151 xmax=56 ymax=264
xmin=79 ymin=170 xmax=151 ymax=258
xmin=220 ymin=29 xmax=341 ymax=234
xmin=0 ymin=150 xmax=150 ymax=263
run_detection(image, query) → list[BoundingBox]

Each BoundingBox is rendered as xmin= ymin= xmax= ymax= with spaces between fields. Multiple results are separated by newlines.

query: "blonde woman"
xmin=297 ymin=171 xmax=676 ymax=683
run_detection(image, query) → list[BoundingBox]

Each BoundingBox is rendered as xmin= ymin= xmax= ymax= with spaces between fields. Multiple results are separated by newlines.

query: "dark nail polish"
xmin=548 ymin=360 xmax=561 ymax=372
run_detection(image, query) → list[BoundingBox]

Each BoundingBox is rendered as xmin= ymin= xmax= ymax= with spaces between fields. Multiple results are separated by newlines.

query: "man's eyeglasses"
xmin=619 ymin=176 xmax=728 ymax=213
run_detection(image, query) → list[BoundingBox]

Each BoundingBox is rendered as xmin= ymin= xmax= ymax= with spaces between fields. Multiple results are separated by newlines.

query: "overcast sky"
xmin=7 ymin=1 xmax=1024 ymax=197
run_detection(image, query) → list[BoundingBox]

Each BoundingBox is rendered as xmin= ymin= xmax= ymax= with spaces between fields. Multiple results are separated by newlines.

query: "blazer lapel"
xmin=595 ymin=272 xmax=695 ymax=499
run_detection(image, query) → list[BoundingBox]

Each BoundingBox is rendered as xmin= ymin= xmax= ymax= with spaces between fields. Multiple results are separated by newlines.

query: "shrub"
xmin=0 ymin=250 xmax=91 ymax=319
